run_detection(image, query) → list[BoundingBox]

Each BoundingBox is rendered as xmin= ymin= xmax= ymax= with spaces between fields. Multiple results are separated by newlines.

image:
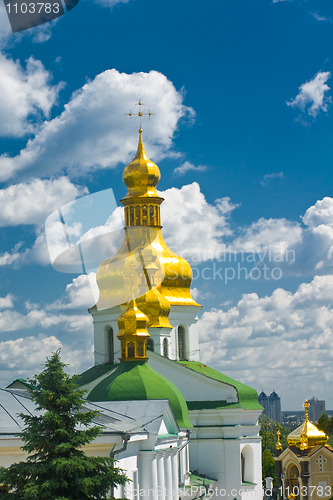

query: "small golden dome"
xmin=122 ymin=131 xmax=161 ymax=201
xmin=117 ymin=297 xmax=150 ymax=361
xmin=287 ymin=400 xmax=328 ymax=449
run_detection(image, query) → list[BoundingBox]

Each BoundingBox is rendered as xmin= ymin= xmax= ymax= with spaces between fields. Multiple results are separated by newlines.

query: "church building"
xmin=77 ymin=127 xmax=263 ymax=499
xmin=0 ymin=126 xmax=263 ymax=500
xmin=276 ymin=400 xmax=333 ymax=500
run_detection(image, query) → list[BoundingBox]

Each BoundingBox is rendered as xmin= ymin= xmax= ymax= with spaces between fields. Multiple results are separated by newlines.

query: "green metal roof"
xmin=87 ymin=361 xmax=193 ymax=429
xmin=177 ymin=361 xmax=262 ymax=411
xmin=76 ymin=362 xmax=118 ymax=386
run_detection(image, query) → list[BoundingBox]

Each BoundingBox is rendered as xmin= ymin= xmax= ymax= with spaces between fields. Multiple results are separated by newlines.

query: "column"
xmin=151 ymin=455 xmax=158 ymax=498
xmin=171 ymin=452 xmax=179 ymax=500
xmin=164 ymin=452 xmax=173 ymax=500
xmin=139 ymin=451 xmax=155 ymax=497
xmin=157 ymin=452 xmax=166 ymax=500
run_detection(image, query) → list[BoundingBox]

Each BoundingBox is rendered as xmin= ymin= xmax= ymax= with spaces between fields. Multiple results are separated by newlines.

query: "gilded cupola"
xmin=117 ymin=297 xmax=150 ymax=361
xmin=95 ymin=130 xmax=201 ymax=311
xmin=287 ymin=400 xmax=328 ymax=449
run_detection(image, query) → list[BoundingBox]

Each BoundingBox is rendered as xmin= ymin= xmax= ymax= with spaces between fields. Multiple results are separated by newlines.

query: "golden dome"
xmin=117 ymin=297 xmax=150 ymax=361
xmin=95 ymin=131 xmax=201 ymax=311
xmin=121 ymin=130 xmax=162 ymax=201
xmin=287 ymin=400 xmax=328 ymax=449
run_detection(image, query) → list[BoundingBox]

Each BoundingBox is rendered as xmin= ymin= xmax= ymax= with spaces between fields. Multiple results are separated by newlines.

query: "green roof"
xmin=87 ymin=361 xmax=193 ymax=429
xmin=76 ymin=362 xmax=118 ymax=387
xmin=177 ymin=361 xmax=262 ymax=411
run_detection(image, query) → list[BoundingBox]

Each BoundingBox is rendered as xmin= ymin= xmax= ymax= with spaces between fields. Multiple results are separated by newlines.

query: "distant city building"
xmin=258 ymin=390 xmax=282 ymax=423
xmin=308 ymin=397 xmax=325 ymax=423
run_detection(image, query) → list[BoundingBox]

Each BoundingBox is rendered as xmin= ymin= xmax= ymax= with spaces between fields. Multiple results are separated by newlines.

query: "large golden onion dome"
xmin=287 ymin=400 xmax=328 ymax=449
xmin=95 ymin=130 xmax=201 ymax=312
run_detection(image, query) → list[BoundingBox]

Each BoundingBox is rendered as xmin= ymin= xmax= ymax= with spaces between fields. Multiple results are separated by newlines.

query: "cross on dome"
xmin=125 ymin=100 xmax=154 ymax=131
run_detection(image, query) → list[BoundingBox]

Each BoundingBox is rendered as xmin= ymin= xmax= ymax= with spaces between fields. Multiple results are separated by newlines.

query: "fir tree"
xmin=0 ymin=350 xmax=128 ymax=500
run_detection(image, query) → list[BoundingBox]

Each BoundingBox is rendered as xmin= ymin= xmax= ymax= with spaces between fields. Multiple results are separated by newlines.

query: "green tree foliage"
xmin=259 ymin=415 xmax=289 ymax=486
xmin=262 ymin=449 xmax=277 ymax=483
xmin=0 ymin=350 xmax=128 ymax=500
xmin=317 ymin=413 xmax=333 ymax=436
xmin=259 ymin=414 xmax=289 ymax=454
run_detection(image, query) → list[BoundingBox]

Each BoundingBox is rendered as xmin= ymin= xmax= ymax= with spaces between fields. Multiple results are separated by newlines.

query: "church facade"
xmin=0 ymin=127 xmax=263 ymax=499
xmin=79 ymin=128 xmax=263 ymax=499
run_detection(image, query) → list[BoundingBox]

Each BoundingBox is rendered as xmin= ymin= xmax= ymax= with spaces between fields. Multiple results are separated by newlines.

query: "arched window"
xmin=130 ymin=206 xmax=134 ymax=225
xmin=155 ymin=206 xmax=159 ymax=226
xmin=149 ymin=205 xmax=154 ymax=225
xmin=125 ymin=207 xmax=129 ymax=226
xmin=163 ymin=338 xmax=168 ymax=358
xmin=241 ymin=446 xmax=254 ymax=484
xmin=138 ymin=341 xmax=143 ymax=357
xmin=178 ymin=325 xmax=186 ymax=360
xmin=147 ymin=338 xmax=154 ymax=352
xmin=135 ymin=206 xmax=141 ymax=226
xmin=128 ymin=342 xmax=135 ymax=358
xmin=105 ymin=326 xmax=114 ymax=363
xmin=142 ymin=206 xmax=147 ymax=226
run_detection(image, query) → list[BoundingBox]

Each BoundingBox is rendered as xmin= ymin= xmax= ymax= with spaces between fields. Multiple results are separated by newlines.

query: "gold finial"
xmin=303 ymin=400 xmax=310 ymax=420
xmin=299 ymin=428 xmax=308 ymax=450
xmin=276 ymin=430 xmax=282 ymax=451
xmin=125 ymin=100 xmax=155 ymax=130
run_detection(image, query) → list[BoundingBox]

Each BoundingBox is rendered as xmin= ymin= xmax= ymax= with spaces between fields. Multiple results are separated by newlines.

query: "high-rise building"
xmin=258 ymin=390 xmax=281 ymax=423
xmin=308 ymin=397 xmax=325 ymax=423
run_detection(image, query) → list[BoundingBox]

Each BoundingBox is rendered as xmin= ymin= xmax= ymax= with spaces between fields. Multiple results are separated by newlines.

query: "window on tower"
xmin=128 ymin=342 xmax=135 ymax=358
xmin=105 ymin=326 xmax=114 ymax=363
xmin=163 ymin=337 xmax=168 ymax=358
xmin=178 ymin=325 xmax=186 ymax=361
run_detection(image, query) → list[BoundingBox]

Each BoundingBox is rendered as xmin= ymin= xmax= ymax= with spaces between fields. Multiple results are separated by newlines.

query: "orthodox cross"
xmin=125 ymin=100 xmax=154 ymax=130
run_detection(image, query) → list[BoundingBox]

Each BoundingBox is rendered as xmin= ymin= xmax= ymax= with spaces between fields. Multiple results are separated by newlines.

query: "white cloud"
xmin=0 ymin=334 xmax=93 ymax=387
xmin=198 ymin=274 xmax=333 ymax=409
xmin=311 ymin=12 xmax=332 ymax=23
xmin=0 ymin=69 xmax=194 ymax=182
xmin=231 ymin=217 xmax=302 ymax=254
xmin=48 ymin=273 xmax=98 ymax=310
xmin=0 ymin=294 xmax=15 ymax=309
xmin=173 ymin=161 xmax=208 ymax=176
xmin=0 ymin=307 xmax=91 ymax=332
xmin=287 ymin=71 xmax=331 ymax=117
xmin=0 ymin=177 xmax=88 ymax=227
xmin=260 ymin=172 xmax=284 ymax=186
xmin=0 ymin=243 xmax=23 ymax=267
xmin=160 ymin=183 xmax=239 ymax=262
xmin=0 ymin=54 xmax=63 ymax=138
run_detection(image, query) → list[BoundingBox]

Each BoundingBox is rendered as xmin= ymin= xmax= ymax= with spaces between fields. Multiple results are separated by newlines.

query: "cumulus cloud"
xmin=0 ymin=334 xmax=93 ymax=387
xmin=0 ymin=307 xmax=91 ymax=332
xmin=160 ymin=183 xmax=240 ymax=262
xmin=0 ymin=177 xmax=88 ymax=227
xmin=198 ymin=274 xmax=333 ymax=408
xmin=0 ymin=294 xmax=15 ymax=309
xmin=47 ymin=273 xmax=98 ymax=311
xmin=287 ymin=71 xmax=331 ymax=118
xmin=0 ymin=69 xmax=194 ymax=182
xmin=0 ymin=54 xmax=63 ymax=138
xmin=173 ymin=161 xmax=208 ymax=176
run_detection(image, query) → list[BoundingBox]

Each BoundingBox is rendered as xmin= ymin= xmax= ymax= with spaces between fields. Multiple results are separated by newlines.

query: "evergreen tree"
xmin=0 ymin=350 xmax=127 ymax=500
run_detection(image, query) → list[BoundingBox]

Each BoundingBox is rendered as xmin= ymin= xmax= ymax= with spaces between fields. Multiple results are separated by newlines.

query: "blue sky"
xmin=0 ymin=0 xmax=333 ymax=410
